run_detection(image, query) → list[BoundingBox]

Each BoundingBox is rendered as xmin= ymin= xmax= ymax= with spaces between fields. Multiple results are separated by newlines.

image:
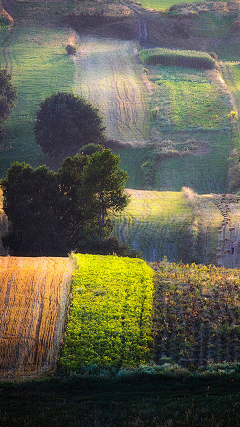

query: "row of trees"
xmin=1 ymin=149 xmax=131 ymax=256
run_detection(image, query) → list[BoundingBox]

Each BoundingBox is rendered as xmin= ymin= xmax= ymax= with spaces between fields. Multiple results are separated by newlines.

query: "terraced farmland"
xmin=0 ymin=256 xmax=73 ymax=379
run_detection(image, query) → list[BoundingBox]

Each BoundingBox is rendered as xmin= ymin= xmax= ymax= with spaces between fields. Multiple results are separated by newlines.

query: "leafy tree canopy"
xmin=78 ymin=149 xmax=129 ymax=241
xmin=0 ymin=69 xmax=17 ymax=142
xmin=34 ymin=92 xmax=106 ymax=158
xmin=1 ymin=162 xmax=66 ymax=256
xmin=2 ymin=150 xmax=129 ymax=256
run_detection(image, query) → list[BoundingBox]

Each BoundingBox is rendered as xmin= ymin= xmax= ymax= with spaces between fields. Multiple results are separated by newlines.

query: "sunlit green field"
xmin=112 ymin=189 xmax=222 ymax=263
xmin=0 ymin=2 xmax=75 ymax=176
xmin=60 ymin=254 xmax=154 ymax=371
xmin=144 ymin=65 xmax=232 ymax=192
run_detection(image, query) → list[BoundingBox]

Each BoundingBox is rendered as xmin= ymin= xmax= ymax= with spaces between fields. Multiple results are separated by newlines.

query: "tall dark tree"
xmin=0 ymin=69 xmax=17 ymax=142
xmin=34 ymin=92 xmax=106 ymax=158
xmin=58 ymin=155 xmax=87 ymax=251
xmin=78 ymin=149 xmax=129 ymax=241
xmin=1 ymin=162 xmax=66 ymax=256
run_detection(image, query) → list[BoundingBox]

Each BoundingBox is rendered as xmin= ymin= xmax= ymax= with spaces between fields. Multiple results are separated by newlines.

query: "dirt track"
xmin=75 ymin=36 xmax=149 ymax=144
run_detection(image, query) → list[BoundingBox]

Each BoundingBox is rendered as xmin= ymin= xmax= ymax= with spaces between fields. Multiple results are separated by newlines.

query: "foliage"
xmin=2 ymin=150 xmax=129 ymax=255
xmin=60 ymin=254 xmax=154 ymax=370
xmin=153 ymin=260 xmax=240 ymax=366
xmin=66 ymin=45 xmax=76 ymax=55
xmin=79 ymin=142 xmax=104 ymax=156
xmin=1 ymin=162 xmax=66 ymax=255
xmin=78 ymin=149 xmax=129 ymax=241
xmin=34 ymin=92 xmax=106 ymax=157
xmin=139 ymin=47 xmax=216 ymax=69
xmin=58 ymin=155 xmax=88 ymax=252
xmin=0 ymin=69 xmax=17 ymax=142
xmin=77 ymin=236 xmax=140 ymax=258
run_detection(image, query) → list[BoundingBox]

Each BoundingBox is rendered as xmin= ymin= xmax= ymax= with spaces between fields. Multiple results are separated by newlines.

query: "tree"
xmin=0 ymin=69 xmax=17 ymax=142
xmin=58 ymin=155 xmax=88 ymax=251
xmin=78 ymin=149 xmax=129 ymax=241
xmin=1 ymin=162 xmax=66 ymax=256
xmin=34 ymin=92 xmax=106 ymax=157
xmin=2 ymin=150 xmax=130 ymax=256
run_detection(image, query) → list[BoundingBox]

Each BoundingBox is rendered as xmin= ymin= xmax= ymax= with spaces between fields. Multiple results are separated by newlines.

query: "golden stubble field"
xmin=0 ymin=256 xmax=73 ymax=380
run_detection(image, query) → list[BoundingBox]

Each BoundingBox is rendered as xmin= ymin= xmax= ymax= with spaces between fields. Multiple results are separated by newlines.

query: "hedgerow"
xmin=60 ymin=254 xmax=154 ymax=371
xmin=139 ymin=47 xmax=216 ymax=70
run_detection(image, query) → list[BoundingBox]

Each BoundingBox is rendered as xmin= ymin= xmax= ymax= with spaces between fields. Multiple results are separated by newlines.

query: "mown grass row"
xmin=60 ymin=254 xmax=154 ymax=371
xmin=139 ymin=47 xmax=216 ymax=69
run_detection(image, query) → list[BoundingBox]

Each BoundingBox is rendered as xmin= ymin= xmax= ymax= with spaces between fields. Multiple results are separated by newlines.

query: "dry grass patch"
xmin=0 ymin=256 xmax=73 ymax=380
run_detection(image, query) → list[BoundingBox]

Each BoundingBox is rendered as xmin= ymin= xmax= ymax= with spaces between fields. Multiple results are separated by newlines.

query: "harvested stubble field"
xmin=0 ymin=256 xmax=73 ymax=379
xmin=153 ymin=261 xmax=240 ymax=367
xmin=75 ymin=36 xmax=149 ymax=144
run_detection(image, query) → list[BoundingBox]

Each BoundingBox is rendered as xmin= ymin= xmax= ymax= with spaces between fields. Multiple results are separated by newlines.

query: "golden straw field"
xmin=0 ymin=256 xmax=73 ymax=380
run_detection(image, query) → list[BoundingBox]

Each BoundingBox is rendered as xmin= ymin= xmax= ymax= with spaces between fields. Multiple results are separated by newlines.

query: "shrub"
xmin=139 ymin=47 xmax=216 ymax=70
xmin=66 ymin=45 xmax=77 ymax=55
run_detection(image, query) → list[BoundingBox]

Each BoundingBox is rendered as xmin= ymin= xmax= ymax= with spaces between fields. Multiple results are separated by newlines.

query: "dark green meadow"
xmin=0 ymin=374 xmax=240 ymax=426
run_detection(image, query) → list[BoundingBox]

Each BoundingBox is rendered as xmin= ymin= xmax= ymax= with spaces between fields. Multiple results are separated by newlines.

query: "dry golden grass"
xmin=0 ymin=256 xmax=73 ymax=380
xmin=0 ymin=188 xmax=8 ymax=255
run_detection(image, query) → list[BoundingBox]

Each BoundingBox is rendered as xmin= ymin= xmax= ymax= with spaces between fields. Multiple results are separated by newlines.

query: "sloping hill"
xmin=112 ymin=188 xmax=238 ymax=265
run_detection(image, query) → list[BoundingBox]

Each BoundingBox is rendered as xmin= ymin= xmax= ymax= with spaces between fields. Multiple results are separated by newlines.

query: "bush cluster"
xmin=139 ymin=47 xmax=217 ymax=70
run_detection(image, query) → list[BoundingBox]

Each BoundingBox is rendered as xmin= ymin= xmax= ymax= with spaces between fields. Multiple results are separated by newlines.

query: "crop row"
xmin=139 ymin=48 xmax=216 ymax=70
xmin=153 ymin=261 xmax=240 ymax=366
xmin=60 ymin=254 xmax=154 ymax=370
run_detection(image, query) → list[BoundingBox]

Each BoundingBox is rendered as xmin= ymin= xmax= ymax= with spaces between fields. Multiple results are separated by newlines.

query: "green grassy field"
xmin=0 ymin=2 xmax=76 ymax=176
xmin=1 ymin=374 xmax=240 ymax=426
xmin=142 ymin=64 xmax=232 ymax=192
xmin=112 ymin=189 xmax=222 ymax=263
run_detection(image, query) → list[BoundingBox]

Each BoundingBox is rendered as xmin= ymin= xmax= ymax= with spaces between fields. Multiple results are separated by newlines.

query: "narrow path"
xmin=213 ymin=194 xmax=240 ymax=268
xmin=220 ymin=62 xmax=240 ymax=135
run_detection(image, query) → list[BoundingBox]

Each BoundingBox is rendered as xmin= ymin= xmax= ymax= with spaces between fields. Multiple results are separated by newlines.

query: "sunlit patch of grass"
xmin=0 ymin=4 xmax=76 ymax=177
xmin=112 ymin=189 xmax=222 ymax=263
xmin=135 ymin=0 xmax=201 ymax=11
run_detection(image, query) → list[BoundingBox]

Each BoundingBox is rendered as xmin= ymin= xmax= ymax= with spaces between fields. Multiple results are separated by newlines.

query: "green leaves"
xmin=34 ymin=92 xmax=106 ymax=157
xmin=60 ymin=254 xmax=154 ymax=370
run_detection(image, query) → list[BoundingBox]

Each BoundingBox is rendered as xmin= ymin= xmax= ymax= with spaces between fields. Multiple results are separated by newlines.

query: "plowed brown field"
xmin=0 ymin=256 xmax=73 ymax=380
